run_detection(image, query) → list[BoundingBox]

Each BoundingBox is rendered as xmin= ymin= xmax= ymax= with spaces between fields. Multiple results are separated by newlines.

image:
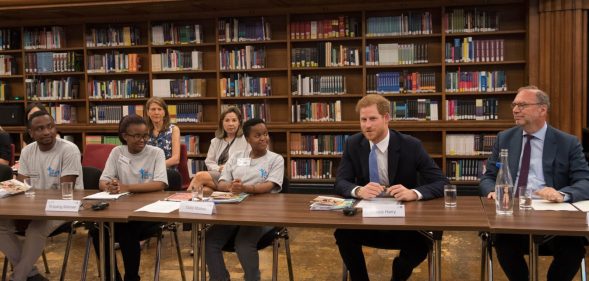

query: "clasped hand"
xmin=230 ymin=179 xmax=244 ymax=194
xmin=106 ymin=178 xmax=121 ymax=194
xmin=357 ymin=182 xmax=418 ymax=201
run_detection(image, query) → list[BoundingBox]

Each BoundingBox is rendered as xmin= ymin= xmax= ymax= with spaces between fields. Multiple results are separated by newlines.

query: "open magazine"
xmin=0 ymin=179 xmax=30 ymax=198
xmin=309 ymin=196 xmax=354 ymax=211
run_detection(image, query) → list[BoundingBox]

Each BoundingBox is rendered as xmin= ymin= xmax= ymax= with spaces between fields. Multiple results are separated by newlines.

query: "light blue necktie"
xmin=369 ymin=145 xmax=379 ymax=184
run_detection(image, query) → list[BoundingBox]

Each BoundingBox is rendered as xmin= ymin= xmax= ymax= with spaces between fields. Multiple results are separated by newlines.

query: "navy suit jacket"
xmin=480 ymin=125 xmax=589 ymax=202
xmin=335 ymin=130 xmax=448 ymax=200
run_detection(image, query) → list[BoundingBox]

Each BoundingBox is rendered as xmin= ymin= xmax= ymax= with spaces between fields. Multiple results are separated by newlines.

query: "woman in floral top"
xmin=145 ymin=97 xmax=180 ymax=168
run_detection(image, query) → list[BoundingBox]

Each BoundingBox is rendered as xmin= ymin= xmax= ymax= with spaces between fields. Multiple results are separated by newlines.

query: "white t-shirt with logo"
xmin=19 ymin=138 xmax=83 ymax=189
xmin=219 ymin=150 xmax=284 ymax=193
xmin=100 ymin=145 xmax=168 ymax=186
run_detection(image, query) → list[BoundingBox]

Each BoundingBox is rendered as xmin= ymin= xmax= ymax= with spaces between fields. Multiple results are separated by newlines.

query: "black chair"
xmin=0 ymin=164 xmax=11 ymax=181
xmin=205 ymin=177 xmax=294 ymax=281
xmin=480 ymin=233 xmax=587 ymax=281
xmin=82 ymin=166 xmax=102 ymax=190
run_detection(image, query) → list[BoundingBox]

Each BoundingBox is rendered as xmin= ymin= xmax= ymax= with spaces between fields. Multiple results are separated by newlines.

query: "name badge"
xmin=179 ymin=201 xmax=216 ymax=215
xmin=45 ymin=200 xmax=81 ymax=212
xmin=362 ymin=205 xmax=405 ymax=217
xmin=118 ymin=155 xmax=130 ymax=165
xmin=237 ymin=157 xmax=251 ymax=166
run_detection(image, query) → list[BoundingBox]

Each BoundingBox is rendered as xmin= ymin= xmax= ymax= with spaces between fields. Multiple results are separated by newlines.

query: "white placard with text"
xmin=45 ymin=200 xmax=81 ymax=212
xmin=179 ymin=201 xmax=216 ymax=215
xmin=362 ymin=205 xmax=405 ymax=217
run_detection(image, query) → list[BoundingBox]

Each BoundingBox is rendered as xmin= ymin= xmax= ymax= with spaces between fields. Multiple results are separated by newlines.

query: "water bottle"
xmin=495 ymin=149 xmax=514 ymax=215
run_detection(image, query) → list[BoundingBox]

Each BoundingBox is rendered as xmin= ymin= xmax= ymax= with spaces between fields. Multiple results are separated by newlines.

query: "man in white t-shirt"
xmin=0 ymin=111 xmax=83 ymax=281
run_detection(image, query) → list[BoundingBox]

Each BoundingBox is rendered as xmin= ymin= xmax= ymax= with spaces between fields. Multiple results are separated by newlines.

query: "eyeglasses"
xmin=125 ymin=133 xmax=150 ymax=141
xmin=510 ymin=102 xmax=543 ymax=110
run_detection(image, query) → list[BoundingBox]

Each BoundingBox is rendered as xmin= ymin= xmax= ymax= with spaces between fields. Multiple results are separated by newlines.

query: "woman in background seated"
xmin=91 ymin=114 xmax=167 ymax=281
xmin=188 ymin=106 xmax=248 ymax=194
xmin=145 ymin=97 xmax=181 ymax=169
xmin=0 ymin=126 xmax=10 ymax=166
xmin=205 ymin=118 xmax=284 ymax=281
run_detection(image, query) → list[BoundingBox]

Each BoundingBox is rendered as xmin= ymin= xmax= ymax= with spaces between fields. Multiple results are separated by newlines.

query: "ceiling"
xmin=0 ymin=0 xmax=523 ymax=23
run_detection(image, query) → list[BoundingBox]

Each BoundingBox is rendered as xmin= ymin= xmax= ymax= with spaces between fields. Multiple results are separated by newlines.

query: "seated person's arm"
xmin=122 ymin=181 xmax=166 ymax=193
xmin=0 ymin=158 xmax=8 ymax=166
xmin=232 ymin=180 xmax=276 ymax=194
xmin=165 ymin=126 xmax=181 ymax=167
xmin=16 ymin=174 xmax=26 ymax=182
xmin=217 ymin=180 xmax=230 ymax=192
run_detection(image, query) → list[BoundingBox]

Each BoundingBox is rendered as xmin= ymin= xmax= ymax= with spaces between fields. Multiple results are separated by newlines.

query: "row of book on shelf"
xmin=220 ymin=46 xmax=266 ymax=70
xmin=290 ymin=159 xmax=334 ymax=180
xmin=446 ymin=70 xmax=507 ymax=92
xmin=366 ymin=13 xmax=434 ymax=37
xmin=23 ymin=26 xmax=66 ymax=49
xmin=218 ymin=17 xmax=272 ymax=43
xmin=392 ymin=99 xmax=438 ymax=121
xmin=290 ymin=16 xmax=360 ymax=39
xmin=88 ymin=79 xmax=148 ymax=99
xmin=151 ymin=50 xmax=203 ymax=71
xmin=89 ymin=103 xmax=204 ymax=124
xmin=0 ymin=55 xmax=16 ymax=75
xmin=85 ymin=26 xmax=141 ymax=47
xmin=25 ymin=52 xmax=83 ymax=73
xmin=152 ymin=78 xmax=206 ymax=98
xmin=291 ymin=43 xmax=360 ymax=67
xmin=366 ymin=43 xmax=428 ymax=65
xmin=220 ymin=74 xmax=271 ymax=97
xmin=26 ymin=77 xmax=80 ymax=100
xmin=444 ymin=9 xmax=499 ymax=33
xmin=446 ymin=98 xmax=499 ymax=120
xmin=445 ymin=133 xmax=496 ymax=155
xmin=367 ymin=72 xmax=436 ymax=94
xmin=289 ymin=134 xmax=349 ymax=155
xmin=151 ymin=23 xmax=203 ymax=45
xmin=291 ymin=100 xmax=342 ymax=122
xmin=445 ymin=38 xmax=504 ymax=63
xmin=0 ymin=29 xmax=17 ymax=50
xmin=446 ymin=159 xmax=486 ymax=181
xmin=292 ymin=74 xmax=346 ymax=95
xmin=87 ymin=52 xmax=141 ymax=73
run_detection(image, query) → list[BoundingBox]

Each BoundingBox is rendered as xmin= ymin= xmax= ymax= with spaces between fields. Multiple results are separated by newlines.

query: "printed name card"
xmin=179 ymin=201 xmax=216 ymax=215
xmin=45 ymin=200 xmax=81 ymax=212
xmin=362 ymin=205 xmax=405 ymax=217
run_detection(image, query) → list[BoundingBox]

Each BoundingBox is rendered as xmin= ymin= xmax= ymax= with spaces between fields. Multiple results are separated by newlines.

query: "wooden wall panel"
xmin=536 ymin=1 xmax=587 ymax=137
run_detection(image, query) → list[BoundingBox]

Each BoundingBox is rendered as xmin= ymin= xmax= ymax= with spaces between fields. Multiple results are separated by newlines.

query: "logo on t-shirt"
xmin=47 ymin=167 xmax=61 ymax=177
xmin=139 ymin=168 xmax=153 ymax=181
xmin=259 ymin=168 xmax=269 ymax=180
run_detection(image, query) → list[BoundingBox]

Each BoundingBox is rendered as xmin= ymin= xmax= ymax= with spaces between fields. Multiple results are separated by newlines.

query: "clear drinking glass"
xmin=444 ymin=184 xmax=457 ymax=207
xmin=24 ymin=177 xmax=38 ymax=198
xmin=518 ymin=185 xmax=533 ymax=210
xmin=61 ymin=182 xmax=74 ymax=200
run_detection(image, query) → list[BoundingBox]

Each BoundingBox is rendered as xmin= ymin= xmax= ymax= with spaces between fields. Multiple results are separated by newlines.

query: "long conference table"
xmin=0 ymin=190 xmax=588 ymax=281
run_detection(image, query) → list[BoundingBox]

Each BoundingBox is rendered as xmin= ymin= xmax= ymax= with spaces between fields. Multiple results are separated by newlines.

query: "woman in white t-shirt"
xmin=91 ymin=114 xmax=168 ymax=281
xmin=205 ymin=118 xmax=284 ymax=281
xmin=188 ymin=106 xmax=248 ymax=194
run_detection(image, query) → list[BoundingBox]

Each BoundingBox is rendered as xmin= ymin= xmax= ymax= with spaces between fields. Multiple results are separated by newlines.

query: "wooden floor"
xmin=0 ymin=228 xmax=586 ymax=280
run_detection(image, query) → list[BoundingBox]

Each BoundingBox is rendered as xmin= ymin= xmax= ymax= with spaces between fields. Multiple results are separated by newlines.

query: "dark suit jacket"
xmin=335 ymin=130 xmax=448 ymax=200
xmin=480 ymin=125 xmax=589 ymax=202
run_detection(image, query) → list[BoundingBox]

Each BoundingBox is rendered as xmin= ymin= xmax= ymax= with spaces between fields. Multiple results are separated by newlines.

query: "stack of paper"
xmin=210 ymin=192 xmax=249 ymax=203
xmin=309 ymin=196 xmax=354 ymax=211
xmin=83 ymin=191 xmax=130 ymax=200
xmin=0 ymin=179 xmax=30 ymax=198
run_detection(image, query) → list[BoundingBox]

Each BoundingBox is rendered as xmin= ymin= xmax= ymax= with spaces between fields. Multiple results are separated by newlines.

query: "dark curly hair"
xmin=242 ymin=118 xmax=265 ymax=138
xmin=118 ymin=114 xmax=147 ymax=145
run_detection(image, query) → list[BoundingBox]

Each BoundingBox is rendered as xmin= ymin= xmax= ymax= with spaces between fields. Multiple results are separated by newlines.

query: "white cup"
xmin=61 ymin=182 xmax=74 ymax=200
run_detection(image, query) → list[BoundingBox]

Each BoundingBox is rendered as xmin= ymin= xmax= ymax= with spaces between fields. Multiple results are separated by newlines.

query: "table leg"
xmin=530 ymin=234 xmax=539 ymax=281
xmin=109 ymin=222 xmax=116 ymax=281
xmin=192 ymin=223 xmax=198 ymax=281
xmin=480 ymin=233 xmax=488 ymax=281
xmin=98 ymin=222 xmax=105 ymax=281
xmin=434 ymin=238 xmax=442 ymax=281
xmin=200 ymin=224 xmax=206 ymax=281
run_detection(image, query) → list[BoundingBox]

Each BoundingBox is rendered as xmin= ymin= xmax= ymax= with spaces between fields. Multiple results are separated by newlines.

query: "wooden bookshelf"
xmin=0 ymin=1 xmax=528 ymax=191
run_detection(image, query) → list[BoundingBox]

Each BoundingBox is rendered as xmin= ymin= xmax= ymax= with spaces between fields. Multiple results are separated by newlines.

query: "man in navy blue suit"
xmin=480 ymin=86 xmax=589 ymax=281
xmin=334 ymin=94 xmax=448 ymax=281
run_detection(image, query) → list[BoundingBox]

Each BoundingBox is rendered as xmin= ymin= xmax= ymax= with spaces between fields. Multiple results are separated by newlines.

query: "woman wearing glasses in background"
xmin=90 ymin=114 xmax=167 ymax=281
